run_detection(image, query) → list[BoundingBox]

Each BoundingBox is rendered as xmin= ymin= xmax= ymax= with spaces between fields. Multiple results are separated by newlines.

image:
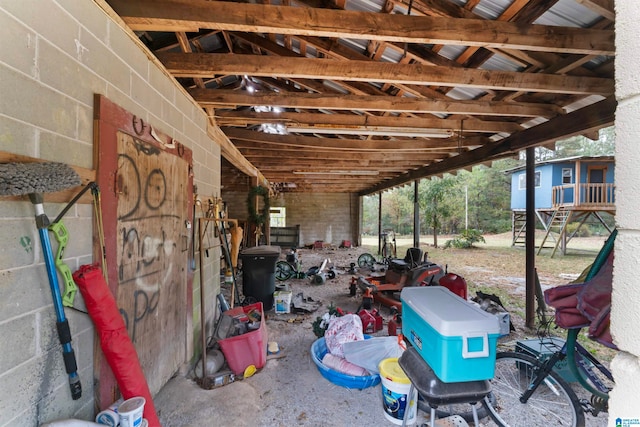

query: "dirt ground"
xmin=154 ymin=235 xmax=613 ymax=426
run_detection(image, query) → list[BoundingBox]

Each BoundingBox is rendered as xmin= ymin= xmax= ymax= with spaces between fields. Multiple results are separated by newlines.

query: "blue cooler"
xmin=401 ymin=286 xmax=500 ymax=383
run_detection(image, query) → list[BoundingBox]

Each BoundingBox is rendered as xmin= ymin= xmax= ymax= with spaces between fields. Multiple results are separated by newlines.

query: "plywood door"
xmin=115 ymin=132 xmax=189 ymax=394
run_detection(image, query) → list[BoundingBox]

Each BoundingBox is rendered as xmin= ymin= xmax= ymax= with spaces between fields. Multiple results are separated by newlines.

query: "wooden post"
xmin=525 ymin=148 xmax=536 ymax=329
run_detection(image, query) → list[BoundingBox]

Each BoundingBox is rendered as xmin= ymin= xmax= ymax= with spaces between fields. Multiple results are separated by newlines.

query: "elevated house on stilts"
xmin=508 ymin=156 xmax=615 ymax=257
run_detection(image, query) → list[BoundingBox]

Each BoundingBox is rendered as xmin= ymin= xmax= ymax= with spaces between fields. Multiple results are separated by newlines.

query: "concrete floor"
xmin=153 ymin=317 xmax=396 ymax=427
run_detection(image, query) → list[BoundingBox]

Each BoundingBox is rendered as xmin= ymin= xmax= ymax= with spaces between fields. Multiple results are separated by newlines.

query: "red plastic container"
xmin=438 ymin=273 xmax=468 ymax=300
xmin=218 ymin=302 xmax=268 ymax=375
xmin=388 ymin=314 xmax=402 ymax=336
xmin=358 ymin=309 xmax=383 ymax=334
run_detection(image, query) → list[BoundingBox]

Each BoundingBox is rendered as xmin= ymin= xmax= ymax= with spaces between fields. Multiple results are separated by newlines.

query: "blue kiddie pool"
xmin=310 ymin=336 xmax=381 ymax=389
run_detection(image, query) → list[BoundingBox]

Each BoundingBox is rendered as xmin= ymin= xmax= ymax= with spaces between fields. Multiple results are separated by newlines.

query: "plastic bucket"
xmin=379 ymin=358 xmax=417 ymax=425
xmin=118 ymin=397 xmax=146 ymax=427
xmin=95 ymin=408 xmax=119 ymax=426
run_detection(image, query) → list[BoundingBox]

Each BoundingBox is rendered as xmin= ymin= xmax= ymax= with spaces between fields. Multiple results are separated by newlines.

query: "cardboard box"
xmin=401 ymin=286 xmax=500 ymax=383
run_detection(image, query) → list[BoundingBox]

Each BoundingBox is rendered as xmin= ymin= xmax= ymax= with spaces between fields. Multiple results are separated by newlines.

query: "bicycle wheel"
xmin=357 ymin=253 xmax=375 ymax=268
xmin=275 ymin=261 xmax=293 ymax=281
xmin=483 ymin=351 xmax=585 ymax=427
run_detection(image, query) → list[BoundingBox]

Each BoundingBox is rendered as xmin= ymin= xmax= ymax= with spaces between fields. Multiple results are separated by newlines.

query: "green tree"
xmin=419 ymin=176 xmax=456 ymax=247
xmin=465 ymin=160 xmax=514 ymax=233
xmin=536 ymin=125 xmax=615 ymax=159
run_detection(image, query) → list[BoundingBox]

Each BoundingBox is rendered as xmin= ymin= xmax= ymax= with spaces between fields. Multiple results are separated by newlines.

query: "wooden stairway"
xmin=511 ymin=210 xmax=527 ymax=246
xmin=537 ymin=209 xmax=572 ymax=257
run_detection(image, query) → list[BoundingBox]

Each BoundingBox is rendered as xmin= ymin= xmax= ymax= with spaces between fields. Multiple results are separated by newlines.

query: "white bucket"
xmin=274 ymin=291 xmax=292 ymax=314
xmin=379 ymin=358 xmax=417 ymax=425
xmin=118 ymin=397 xmax=146 ymax=427
xmin=94 ymin=408 xmax=119 ymax=426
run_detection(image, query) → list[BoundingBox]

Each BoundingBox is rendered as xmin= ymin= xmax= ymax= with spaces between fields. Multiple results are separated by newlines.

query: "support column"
xmin=525 ymin=148 xmax=536 ymax=329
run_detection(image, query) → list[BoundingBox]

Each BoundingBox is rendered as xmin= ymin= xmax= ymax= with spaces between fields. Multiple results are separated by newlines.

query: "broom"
xmin=0 ymin=162 xmax=82 ymax=400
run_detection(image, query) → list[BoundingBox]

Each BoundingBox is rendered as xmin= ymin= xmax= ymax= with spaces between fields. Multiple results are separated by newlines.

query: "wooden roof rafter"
xmin=105 ymin=0 xmax=616 ymax=194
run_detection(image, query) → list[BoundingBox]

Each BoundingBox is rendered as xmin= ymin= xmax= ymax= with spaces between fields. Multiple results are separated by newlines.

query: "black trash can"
xmin=240 ymin=245 xmax=281 ymax=310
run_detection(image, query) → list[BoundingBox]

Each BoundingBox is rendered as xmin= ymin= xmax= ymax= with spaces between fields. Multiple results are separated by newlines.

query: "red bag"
xmin=544 ymin=283 xmax=590 ymax=329
xmin=73 ymin=264 xmax=161 ymax=427
xmin=577 ymin=252 xmax=616 ymax=349
xmin=544 ymin=252 xmax=617 ymax=349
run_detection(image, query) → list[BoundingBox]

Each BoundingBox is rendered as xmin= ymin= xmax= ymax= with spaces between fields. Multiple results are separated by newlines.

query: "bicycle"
xmin=481 ymin=232 xmax=616 ymax=426
xmin=480 ymin=325 xmax=613 ymax=427
xmin=357 ymin=230 xmax=397 ymax=269
xmin=422 ymin=328 xmax=613 ymax=426
xmin=275 ymin=249 xmax=307 ymax=281
xmin=275 ymin=249 xmax=336 ymax=282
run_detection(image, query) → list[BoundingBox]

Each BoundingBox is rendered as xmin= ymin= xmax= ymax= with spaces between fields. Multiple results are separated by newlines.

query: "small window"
xmin=518 ymin=171 xmax=541 ymax=190
xmin=270 ymin=207 xmax=286 ymax=227
xmin=562 ymin=168 xmax=573 ymax=184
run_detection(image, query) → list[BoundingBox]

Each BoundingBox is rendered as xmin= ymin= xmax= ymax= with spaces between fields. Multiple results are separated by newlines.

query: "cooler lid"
xmin=401 ymin=286 xmax=500 ymax=336
xmin=241 ymin=245 xmax=281 ymax=256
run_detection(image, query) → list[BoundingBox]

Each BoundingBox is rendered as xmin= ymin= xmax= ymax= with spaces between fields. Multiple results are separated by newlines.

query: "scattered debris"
xmin=291 ymin=292 xmax=322 ymax=313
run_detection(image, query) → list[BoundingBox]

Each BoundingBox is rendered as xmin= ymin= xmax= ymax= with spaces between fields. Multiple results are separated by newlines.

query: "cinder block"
xmin=609 ymin=352 xmax=640 ymax=421
xmin=0 ymin=219 xmax=37 ymax=269
xmin=108 ymin=19 xmax=149 ymax=79
xmin=0 ymin=10 xmax=37 ymax=76
xmin=0 ymin=266 xmax=52 ymax=322
xmin=0 ymin=115 xmax=38 ymax=157
xmin=80 ymin=28 xmax=131 ymax=93
xmin=38 ymin=38 xmax=107 ymax=108
xmin=615 ymin=1 xmax=640 ymax=100
xmin=614 ymin=104 xmax=640 ymax=229
xmin=131 ymin=73 xmax=164 ymax=122
xmin=59 ymin=0 xmax=109 ymax=44
xmin=3 ymin=0 xmax=79 ymax=61
xmin=77 ymin=95 xmax=94 ymax=144
xmin=611 ymin=231 xmax=640 ymax=355
xmin=0 ymin=315 xmax=36 ymax=373
xmin=149 ymin=62 xmax=178 ymax=105
xmin=0 ymin=356 xmax=44 ymax=424
xmin=39 ymin=132 xmax=94 ymax=169
xmin=0 ymin=69 xmax=79 ymax=139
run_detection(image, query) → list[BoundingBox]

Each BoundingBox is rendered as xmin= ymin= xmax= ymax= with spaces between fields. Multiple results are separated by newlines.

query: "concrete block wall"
xmin=221 ymin=191 xmax=361 ymax=248
xmin=610 ymin=0 xmax=640 ymax=423
xmin=0 ymin=1 xmax=220 ymax=425
xmin=271 ymin=192 xmax=359 ymax=246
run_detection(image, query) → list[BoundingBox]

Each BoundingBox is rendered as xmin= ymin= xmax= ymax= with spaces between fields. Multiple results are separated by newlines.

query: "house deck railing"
xmin=552 ymin=183 xmax=615 ymax=208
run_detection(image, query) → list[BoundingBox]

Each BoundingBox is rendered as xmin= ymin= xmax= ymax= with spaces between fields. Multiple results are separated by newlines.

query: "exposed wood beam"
xmin=575 ymin=0 xmax=615 ymax=21
xmin=361 ymin=96 xmax=616 ymax=194
xmin=240 ymin=148 xmax=440 ymax=161
xmin=235 ymin=140 xmax=458 ymax=156
xmin=215 ymin=111 xmax=523 ymax=133
xmin=190 ymin=89 xmax=563 ymax=117
xmin=223 ymin=128 xmax=482 ymax=151
xmin=109 ymin=0 xmax=614 ymax=55
xmin=158 ymin=53 xmax=613 ymax=95
xmin=258 ymin=163 xmax=409 ymax=171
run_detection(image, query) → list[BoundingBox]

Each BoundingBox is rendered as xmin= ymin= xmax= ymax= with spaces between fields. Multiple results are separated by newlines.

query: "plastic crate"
xmin=218 ymin=302 xmax=268 ymax=376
